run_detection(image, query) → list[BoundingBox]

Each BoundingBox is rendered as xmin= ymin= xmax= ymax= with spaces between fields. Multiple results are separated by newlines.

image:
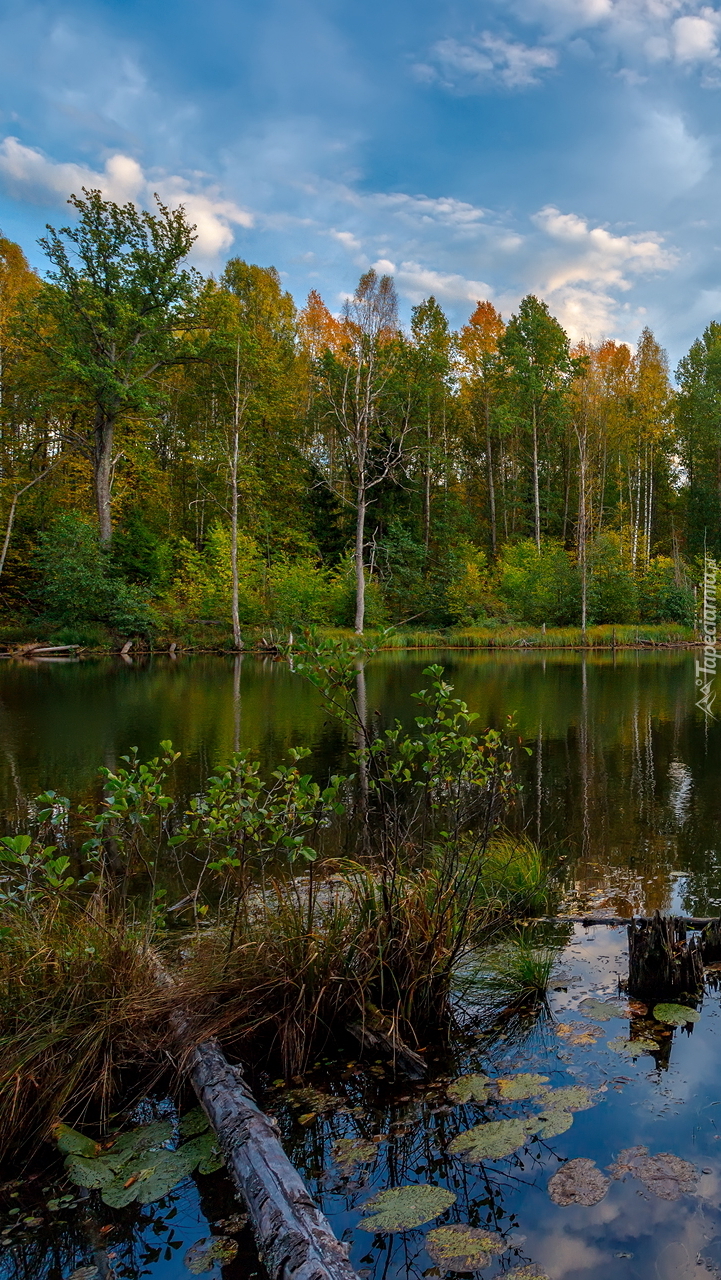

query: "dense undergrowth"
xmin=0 ymin=637 xmax=556 ymax=1164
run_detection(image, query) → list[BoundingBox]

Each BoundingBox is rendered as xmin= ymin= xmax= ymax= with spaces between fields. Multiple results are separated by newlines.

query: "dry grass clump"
xmin=0 ymin=896 xmax=167 ymax=1164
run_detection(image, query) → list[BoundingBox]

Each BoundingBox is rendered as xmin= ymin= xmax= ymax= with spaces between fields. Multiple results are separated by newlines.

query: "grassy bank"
xmin=0 ymin=620 xmax=697 ymax=655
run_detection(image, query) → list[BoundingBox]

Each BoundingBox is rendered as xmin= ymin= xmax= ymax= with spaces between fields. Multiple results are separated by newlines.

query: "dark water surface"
xmin=3 ymin=650 xmax=721 ymax=1280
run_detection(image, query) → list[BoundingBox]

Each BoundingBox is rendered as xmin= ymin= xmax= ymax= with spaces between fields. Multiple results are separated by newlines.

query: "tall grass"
xmin=0 ymin=896 xmax=165 ymax=1162
xmin=343 ymin=624 xmax=694 ymax=650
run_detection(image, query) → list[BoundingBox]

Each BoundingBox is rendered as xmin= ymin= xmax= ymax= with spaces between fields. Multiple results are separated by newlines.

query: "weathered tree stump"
xmin=701 ymin=918 xmax=721 ymax=964
xmin=628 ymin=912 xmax=704 ymax=999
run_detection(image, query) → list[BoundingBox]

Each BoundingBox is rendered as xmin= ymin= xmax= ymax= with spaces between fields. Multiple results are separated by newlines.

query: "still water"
xmin=3 ymin=650 xmax=721 ymax=1280
xmin=1 ymin=648 xmax=719 ymax=914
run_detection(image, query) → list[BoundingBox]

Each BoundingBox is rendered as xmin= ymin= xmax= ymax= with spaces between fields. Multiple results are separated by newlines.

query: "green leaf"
xmin=134 ymin=1148 xmax=198 ymax=1205
xmin=446 ymin=1073 xmax=490 ymax=1104
xmin=533 ymin=1108 xmax=574 ymax=1139
xmin=100 ymin=1176 xmax=142 ymax=1209
xmin=107 ymin=1118 xmax=173 ymax=1161
xmin=426 ymin=1224 xmax=506 ymax=1272
xmin=578 ymin=997 xmax=626 ymax=1021
xmin=178 ymin=1108 xmax=210 ymax=1137
xmin=359 ymin=1184 xmax=456 ymax=1232
xmin=184 ymin=1237 xmax=239 ymax=1274
xmin=449 ymin=1118 xmax=529 ymax=1162
xmin=539 ymin=1086 xmax=595 ymax=1112
xmin=607 ymin=1036 xmax=659 ymax=1056
xmin=54 ymin=1123 xmax=99 ymax=1159
xmin=653 ymin=1002 xmax=701 ymax=1025
xmin=332 ymin=1137 xmax=380 ymax=1170
xmin=64 ymin=1156 xmax=114 ymax=1189
xmin=496 ymin=1073 xmax=549 ymax=1101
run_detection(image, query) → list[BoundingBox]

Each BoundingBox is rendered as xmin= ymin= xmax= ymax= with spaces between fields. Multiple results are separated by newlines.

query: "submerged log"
xmin=346 ymin=1020 xmax=427 ymax=1080
xmin=152 ymin=956 xmax=359 ymax=1280
xmin=627 ymin=912 xmax=704 ymax=999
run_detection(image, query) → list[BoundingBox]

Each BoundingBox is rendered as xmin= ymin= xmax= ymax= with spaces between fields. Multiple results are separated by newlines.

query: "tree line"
xmin=0 ymin=188 xmax=718 ymax=641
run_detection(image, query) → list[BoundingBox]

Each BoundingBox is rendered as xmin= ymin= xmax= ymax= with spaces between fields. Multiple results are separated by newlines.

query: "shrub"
xmin=446 ymin=545 xmax=495 ymax=624
xmin=638 ymin=556 xmax=695 ymax=625
xmin=586 ymin=533 xmax=637 ymax=624
xmin=497 ymin=539 xmax=580 ymax=625
xmin=265 ymin=557 xmax=336 ymax=628
xmin=34 ymin=512 xmax=156 ymax=636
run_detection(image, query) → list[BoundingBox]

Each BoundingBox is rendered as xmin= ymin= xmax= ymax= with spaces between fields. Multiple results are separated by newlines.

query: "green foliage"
xmin=35 ymin=511 xmax=156 ymax=634
xmin=587 ymin=534 xmax=637 ymax=625
xmin=638 ymin=557 xmax=695 ymax=625
xmin=497 ymin=539 xmax=579 ymax=625
xmin=448 ymin=1117 xmax=529 ymax=1162
xmin=359 ymin=1184 xmax=456 ymax=1232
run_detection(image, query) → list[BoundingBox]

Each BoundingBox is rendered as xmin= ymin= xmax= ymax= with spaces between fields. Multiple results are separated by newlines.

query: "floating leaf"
xmin=64 ymin=1155 xmax=114 ymax=1190
xmin=298 ymin=1113 xmax=316 ymax=1126
xmin=426 ymin=1224 xmax=505 ymax=1271
xmin=332 ymin=1137 xmax=380 ymax=1170
xmin=184 ymin=1236 xmax=239 ymax=1274
xmin=213 ymin=1214 xmax=248 ymax=1233
xmin=108 ymin=1119 xmax=173 ymax=1161
xmin=548 ymin=1158 xmax=610 ymax=1206
xmin=607 ymin=1036 xmax=659 ymax=1056
xmin=578 ymin=998 xmax=626 ymax=1022
xmin=100 ymin=1175 xmax=142 ymax=1209
xmin=68 ymin=1268 xmax=100 ymax=1280
xmin=447 ymin=1074 xmax=491 ymax=1104
xmin=541 ymin=1086 xmax=595 ymax=1112
xmin=556 ymin=1022 xmax=604 ymax=1045
xmin=496 ymin=1074 xmax=549 ymax=1101
xmin=608 ymin=1146 xmax=697 ymax=1200
xmin=178 ymin=1108 xmax=210 ymax=1137
xmin=359 ymin=1184 xmax=456 ymax=1232
xmin=286 ymin=1087 xmax=340 ymax=1114
xmin=507 ymin=1267 xmax=550 ymax=1280
xmin=653 ymin=1003 xmax=701 ymax=1026
xmin=197 ymin=1146 xmax=225 ymax=1176
xmin=135 ymin=1149 xmax=198 ymax=1205
xmin=54 ymin=1123 xmax=99 ymax=1159
xmin=533 ymin=1108 xmax=574 ymax=1138
xmin=449 ymin=1118 xmax=529 ymax=1162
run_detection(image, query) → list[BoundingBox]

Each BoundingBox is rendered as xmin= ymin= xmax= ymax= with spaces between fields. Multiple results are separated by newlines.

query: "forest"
xmin=1 ymin=187 xmax=719 ymax=645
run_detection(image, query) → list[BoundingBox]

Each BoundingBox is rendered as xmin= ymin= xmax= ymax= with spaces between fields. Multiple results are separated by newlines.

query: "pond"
xmin=2 ymin=649 xmax=721 ymax=1280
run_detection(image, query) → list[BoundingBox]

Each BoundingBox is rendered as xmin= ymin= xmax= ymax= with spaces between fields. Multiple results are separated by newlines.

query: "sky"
xmin=1 ymin=0 xmax=721 ymax=365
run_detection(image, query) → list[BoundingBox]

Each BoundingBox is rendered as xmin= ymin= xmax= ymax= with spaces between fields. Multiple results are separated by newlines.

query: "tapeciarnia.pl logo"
xmin=696 ymin=555 xmax=718 ymax=721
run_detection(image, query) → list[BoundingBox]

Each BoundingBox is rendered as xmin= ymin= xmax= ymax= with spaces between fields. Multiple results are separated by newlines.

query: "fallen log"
xmin=152 ymin=956 xmax=360 ymax=1280
xmin=535 ymin=914 xmax=721 ymax=929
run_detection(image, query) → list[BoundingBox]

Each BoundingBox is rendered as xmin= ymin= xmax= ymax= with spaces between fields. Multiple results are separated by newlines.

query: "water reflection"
xmin=0 ymin=649 xmax=719 ymax=915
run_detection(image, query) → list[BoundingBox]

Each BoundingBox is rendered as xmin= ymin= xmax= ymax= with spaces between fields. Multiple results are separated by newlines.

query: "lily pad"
xmin=556 ymin=1022 xmax=604 ymax=1045
xmin=108 ymin=1119 xmax=173 ymax=1159
xmin=135 ymin=1148 xmax=199 ymax=1204
xmin=607 ymin=1036 xmax=659 ymax=1056
xmin=496 ymin=1073 xmax=549 ymax=1101
xmin=541 ymin=1086 xmax=595 ymax=1112
xmin=359 ymin=1184 xmax=456 ymax=1232
xmin=64 ymin=1155 xmax=114 ymax=1190
xmin=548 ymin=1158 xmax=610 ymax=1206
xmin=533 ymin=1108 xmax=574 ymax=1139
xmin=184 ymin=1236 xmax=239 ymax=1273
xmin=653 ymin=1003 xmax=701 ymax=1026
xmin=100 ymin=1175 xmax=143 ymax=1209
xmin=181 ymin=1130 xmax=224 ymax=1175
xmin=507 ymin=1268 xmax=550 ymax=1280
xmin=449 ymin=1118 xmax=529 ymax=1162
xmin=332 ymin=1137 xmax=380 ymax=1170
xmin=578 ymin=997 xmax=626 ymax=1021
xmin=608 ymin=1146 xmax=697 ymax=1200
xmin=54 ymin=1123 xmax=99 ymax=1159
xmin=426 ymin=1224 xmax=505 ymax=1271
xmin=447 ymin=1074 xmax=491 ymax=1104
xmin=178 ymin=1108 xmax=210 ymax=1137
xmin=68 ymin=1269 xmax=100 ymax=1280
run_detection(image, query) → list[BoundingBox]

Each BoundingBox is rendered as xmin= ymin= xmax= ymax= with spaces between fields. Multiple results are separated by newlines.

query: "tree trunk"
xmin=230 ymin=342 xmax=243 ymax=651
xmin=628 ymin=913 xmax=704 ymax=1000
xmin=423 ymin=413 xmax=431 ymax=552
xmin=93 ymin=409 xmax=115 ymax=543
xmin=485 ymin=396 xmax=496 ymax=556
xmin=532 ymin=402 xmax=541 ymax=550
xmin=354 ymin=490 xmax=366 ymax=634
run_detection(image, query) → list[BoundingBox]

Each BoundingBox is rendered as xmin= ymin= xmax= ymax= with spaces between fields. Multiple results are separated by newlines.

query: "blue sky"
xmin=1 ymin=0 xmax=721 ymax=363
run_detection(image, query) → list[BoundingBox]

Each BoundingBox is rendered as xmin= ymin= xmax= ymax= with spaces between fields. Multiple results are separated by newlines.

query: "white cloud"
xmin=496 ymin=0 xmax=721 ymax=80
xmin=0 ymin=137 xmax=253 ymax=258
xmin=383 ymin=260 xmax=496 ymax=304
xmin=423 ymin=32 xmax=557 ymax=90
